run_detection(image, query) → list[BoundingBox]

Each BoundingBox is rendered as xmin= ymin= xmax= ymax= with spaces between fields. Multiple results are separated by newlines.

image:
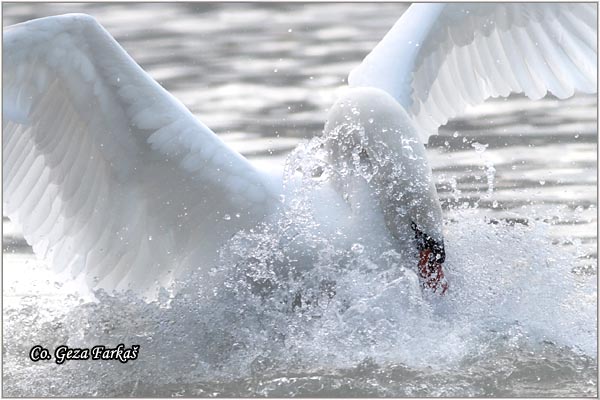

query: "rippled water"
xmin=3 ymin=3 xmax=597 ymax=397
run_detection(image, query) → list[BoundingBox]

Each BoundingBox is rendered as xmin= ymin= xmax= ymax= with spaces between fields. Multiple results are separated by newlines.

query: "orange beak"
xmin=418 ymin=249 xmax=448 ymax=295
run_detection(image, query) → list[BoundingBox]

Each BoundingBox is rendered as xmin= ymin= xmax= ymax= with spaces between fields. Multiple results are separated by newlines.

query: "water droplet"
xmin=368 ymin=118 xmax=374 ymax=124
xmin=492 ymin=200 xmax=499 ymax=208
xmin=453 ymin=131 xmax=459 ymax=138
xmin=539 ymin=180 xmax=546 ymax=185
xmin=148 ymin=235 xmax=153 ymax=241
xmin=472 ymin=142 xmax=488 ymax=153
xmin=486 ymin=163 xmax=496 ymax=194
xmin=223 ymin=214 xmax=231 ymax=221
xmin=351 ymin=243 xmax=364 ymax=254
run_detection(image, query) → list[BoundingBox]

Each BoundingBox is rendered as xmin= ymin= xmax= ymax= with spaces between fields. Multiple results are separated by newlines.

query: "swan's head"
xmin=324 ymin=87 xmax=447 ymax=293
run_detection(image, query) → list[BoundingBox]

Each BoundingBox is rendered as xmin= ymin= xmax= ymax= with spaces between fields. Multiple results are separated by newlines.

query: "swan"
xmin=3 ymin=4 xmax=596 ymax=296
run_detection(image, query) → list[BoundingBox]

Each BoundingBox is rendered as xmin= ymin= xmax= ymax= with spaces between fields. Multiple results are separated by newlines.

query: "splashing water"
xmin=2 ymin=2 xmax=596 ymax=396
xmin=3 ymin=136 xmax=596 ymax=397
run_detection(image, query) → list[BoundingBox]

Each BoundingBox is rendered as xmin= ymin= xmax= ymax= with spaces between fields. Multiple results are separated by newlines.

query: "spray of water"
xmin=3 ymin=135 xmax=596 ymax=396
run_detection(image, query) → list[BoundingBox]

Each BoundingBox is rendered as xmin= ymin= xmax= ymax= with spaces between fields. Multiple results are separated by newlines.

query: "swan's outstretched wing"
xmin=349 ymin=3 xmax=597 ymax=142
xmin=3 ymin=14 xmax=279 ymax=292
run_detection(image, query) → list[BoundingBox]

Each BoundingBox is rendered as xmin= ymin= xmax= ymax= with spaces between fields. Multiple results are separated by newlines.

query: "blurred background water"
xmin=3 ymin=3 xmax=597 ymax=397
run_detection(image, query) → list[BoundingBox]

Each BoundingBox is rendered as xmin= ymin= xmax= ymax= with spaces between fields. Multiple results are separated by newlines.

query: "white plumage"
xmin=3 ymin=4 xmax=597 ymax=294
xmin=4 ymin=14 xmax=280 ymax=291
xmin=349 ymin=3 xmax=597 ymax=141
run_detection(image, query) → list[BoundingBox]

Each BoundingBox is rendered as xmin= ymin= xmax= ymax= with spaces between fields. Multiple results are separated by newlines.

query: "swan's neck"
xmin=323 ymin=87 xmax=444 ymax=249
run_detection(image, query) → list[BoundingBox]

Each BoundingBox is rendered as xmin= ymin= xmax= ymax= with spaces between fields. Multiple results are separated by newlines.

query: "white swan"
xmin=3 ymin=4 xmax=596 ymax=295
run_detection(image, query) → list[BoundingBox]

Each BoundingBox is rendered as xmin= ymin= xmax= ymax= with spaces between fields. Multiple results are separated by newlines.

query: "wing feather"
xmin=3 ymin=14 xmax=279 ymax=294
xmin=349 ymin=3 xmax=597 ymax=142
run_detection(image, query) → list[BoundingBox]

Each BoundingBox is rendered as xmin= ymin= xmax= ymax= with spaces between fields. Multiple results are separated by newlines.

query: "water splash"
xmin=4 ymin=204 xmax=595 ymax=396
xmin=3 ymin=137 xmax=596 ymax=396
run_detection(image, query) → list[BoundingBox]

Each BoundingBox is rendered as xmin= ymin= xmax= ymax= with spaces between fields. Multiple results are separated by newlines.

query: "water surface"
xmin=3 ymin=3 xmax=597 ymax=397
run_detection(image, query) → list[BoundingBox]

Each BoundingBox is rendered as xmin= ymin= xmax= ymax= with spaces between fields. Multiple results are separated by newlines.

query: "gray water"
xmin=2 ymin=3 xmax=597 ymax=397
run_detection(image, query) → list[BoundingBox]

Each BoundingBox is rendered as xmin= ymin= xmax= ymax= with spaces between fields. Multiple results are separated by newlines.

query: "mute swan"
xmin=3 ymin=4 xmax=596 ymax=296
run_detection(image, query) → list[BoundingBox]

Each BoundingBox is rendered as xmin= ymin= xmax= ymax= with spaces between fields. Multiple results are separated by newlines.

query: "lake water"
xmin=3 ymin=3 xmax=597 ymax=397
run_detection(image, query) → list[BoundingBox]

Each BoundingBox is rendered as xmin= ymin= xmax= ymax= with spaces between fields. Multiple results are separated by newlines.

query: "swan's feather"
xmin=3 ymin=14 xmax=278 ymax=292
xmin=348 ymin=3 xmax=598 ymax=143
